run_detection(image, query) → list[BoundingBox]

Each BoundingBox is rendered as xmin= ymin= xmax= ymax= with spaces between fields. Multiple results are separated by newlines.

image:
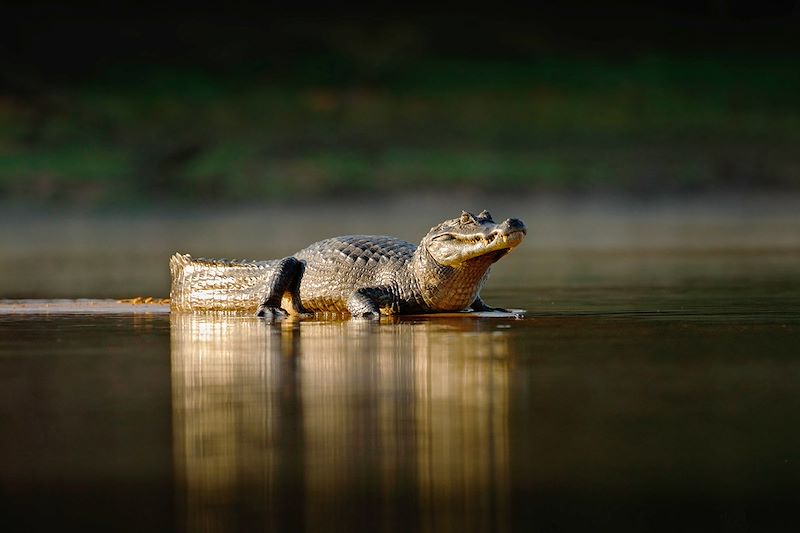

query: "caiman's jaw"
xmin=422 ymin=210 xmax=527 ymax=267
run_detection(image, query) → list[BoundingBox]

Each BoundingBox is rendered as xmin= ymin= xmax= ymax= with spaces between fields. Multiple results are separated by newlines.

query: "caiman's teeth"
xmin=502 ymin=235 xmax=508 ymax=243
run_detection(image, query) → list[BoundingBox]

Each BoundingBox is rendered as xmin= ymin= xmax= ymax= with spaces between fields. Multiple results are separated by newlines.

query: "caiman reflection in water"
xmin=170 ymin=315 xmax=511 ymax=532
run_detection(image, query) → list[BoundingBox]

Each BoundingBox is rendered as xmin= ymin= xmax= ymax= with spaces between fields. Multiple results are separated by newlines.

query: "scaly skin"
xmin=170 ymin=210 xmax=526 ymax=318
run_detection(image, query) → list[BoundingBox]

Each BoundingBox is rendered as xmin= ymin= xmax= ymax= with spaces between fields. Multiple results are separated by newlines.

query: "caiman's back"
xmin=169 ymin=235 xmax=417 ymax=314
xmin=294 ymin=235 xmax=417 ymax=313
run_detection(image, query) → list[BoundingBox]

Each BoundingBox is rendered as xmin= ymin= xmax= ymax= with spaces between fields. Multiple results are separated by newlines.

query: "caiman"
xmin=170 ymin=210 xmax=526 ymax=318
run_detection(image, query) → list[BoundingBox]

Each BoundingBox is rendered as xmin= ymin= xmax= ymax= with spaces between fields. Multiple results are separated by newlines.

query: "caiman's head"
xmin=422 ymin=210 xmax=526 ymax=267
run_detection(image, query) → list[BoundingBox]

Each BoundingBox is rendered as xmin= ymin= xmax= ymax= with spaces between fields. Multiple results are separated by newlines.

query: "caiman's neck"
xmin=411 ymin=244 xmax=494 ymax=311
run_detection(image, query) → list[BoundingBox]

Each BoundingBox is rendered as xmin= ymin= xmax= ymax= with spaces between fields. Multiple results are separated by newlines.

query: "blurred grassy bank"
xmin=2 ymin=55 xmax=799 ymax=206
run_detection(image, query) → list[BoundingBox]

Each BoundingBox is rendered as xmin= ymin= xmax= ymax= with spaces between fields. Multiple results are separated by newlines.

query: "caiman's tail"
xmin=169 ymin=253 xmax=277 ymax=313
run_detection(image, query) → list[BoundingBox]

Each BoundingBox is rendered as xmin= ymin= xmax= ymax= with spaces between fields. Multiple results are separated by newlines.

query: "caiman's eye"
xmin=477 ymin=210 xmax=494 ymax=222
xmin=432 ymin=234 xmax=454 ymax=241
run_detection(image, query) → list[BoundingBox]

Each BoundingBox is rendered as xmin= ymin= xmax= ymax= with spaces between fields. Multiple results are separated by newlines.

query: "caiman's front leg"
xmin=256 ymin=257 xmax=306 ymax=319
xmin=470 ymin=295 xmax=509 ymax=313
xmin=347 ymin=286 xmax=395 ymax=319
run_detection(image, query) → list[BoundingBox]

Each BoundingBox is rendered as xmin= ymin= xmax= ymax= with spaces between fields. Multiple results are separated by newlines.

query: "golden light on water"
xmin=170 ymin=315 xmax=512 ymax=532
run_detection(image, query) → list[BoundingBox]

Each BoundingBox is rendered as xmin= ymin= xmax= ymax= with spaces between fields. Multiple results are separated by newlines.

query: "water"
xmin=1 ymin=197 xmax=800 ymax=531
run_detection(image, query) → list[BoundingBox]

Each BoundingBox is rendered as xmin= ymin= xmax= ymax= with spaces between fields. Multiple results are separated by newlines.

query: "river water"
xmin=1 ymin=196 xmax=799 ymax=531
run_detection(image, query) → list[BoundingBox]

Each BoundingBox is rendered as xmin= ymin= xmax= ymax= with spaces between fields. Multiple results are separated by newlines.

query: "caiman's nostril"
xmin=503 ymin=218 xmax=526 ymax=231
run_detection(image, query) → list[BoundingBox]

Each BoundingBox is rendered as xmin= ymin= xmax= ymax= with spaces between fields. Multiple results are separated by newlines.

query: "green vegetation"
xmin=2 ymin=56 xmax=799 ymax=206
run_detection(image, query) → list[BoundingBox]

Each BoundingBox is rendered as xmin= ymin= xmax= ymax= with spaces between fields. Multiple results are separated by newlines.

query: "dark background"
xmin=1 ymin=2 xmax=799 ymax=205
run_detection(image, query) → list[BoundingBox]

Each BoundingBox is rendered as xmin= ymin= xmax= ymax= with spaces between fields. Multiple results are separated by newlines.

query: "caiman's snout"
xmin=424 ymin=211 xmax=527 ymax=266
xmin=478 ymin=218 xmax=526 ymax=251
xmin=495 ymin=218 xmax=526 ymax=246
xmin=502 ymin=218 xmax=526 ymax=234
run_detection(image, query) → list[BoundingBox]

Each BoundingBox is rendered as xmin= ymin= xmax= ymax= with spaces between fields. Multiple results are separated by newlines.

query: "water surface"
xmin=1 ymin=198 xmax=799 ymax=531
xmin=1 ymin=279 xmax=799 ymax=532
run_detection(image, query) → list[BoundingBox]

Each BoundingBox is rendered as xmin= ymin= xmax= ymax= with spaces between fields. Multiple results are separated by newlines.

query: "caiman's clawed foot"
xmin=470 ymin=297 xmax=508 ymax=313
xmin=256 ymin=305 xmax=288 ymax=320
xmin=347 ymin=288 xmax=389 ymax=319
xmin=470 ymin=297 xmax=524 ymax=318
xmin=256 ymin=256 xmax=305 ymax=320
